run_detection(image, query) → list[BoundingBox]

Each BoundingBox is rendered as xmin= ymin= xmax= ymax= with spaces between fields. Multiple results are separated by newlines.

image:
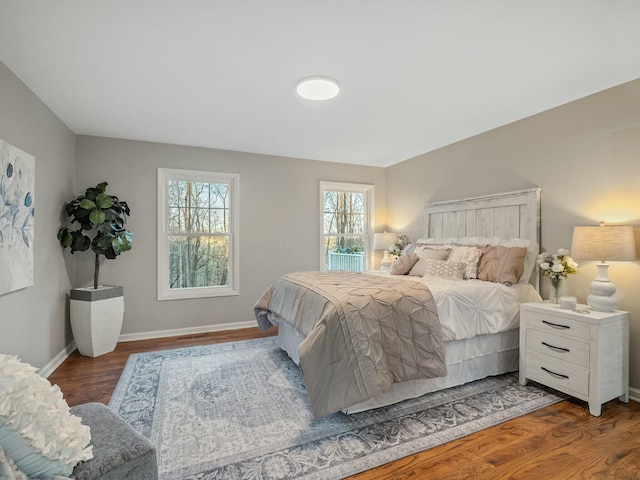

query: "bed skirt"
xmin=277 ymin=322 xmax=519 ymax=414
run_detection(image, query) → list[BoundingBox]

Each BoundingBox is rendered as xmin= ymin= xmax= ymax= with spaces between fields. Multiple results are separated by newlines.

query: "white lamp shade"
xmin=373 ymin=232 xmax=397 ymax=251
xmin=570 ymin=225 xmax=636 ymax=261
xmin=570 ymin=224 xmax=636 ymax=312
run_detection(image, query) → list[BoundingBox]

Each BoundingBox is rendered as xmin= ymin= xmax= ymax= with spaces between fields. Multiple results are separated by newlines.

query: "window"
xmin=320 ymin=181 xmax=374 ymax=272
xmin=157 ymin=168 xmax=239 ymax=300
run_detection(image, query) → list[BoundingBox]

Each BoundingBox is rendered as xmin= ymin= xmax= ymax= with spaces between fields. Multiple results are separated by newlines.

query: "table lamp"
xmin=373 ymin=232 xmax=398 ymax=270
xmin=570 ymin=223 xmax=636 ymax=312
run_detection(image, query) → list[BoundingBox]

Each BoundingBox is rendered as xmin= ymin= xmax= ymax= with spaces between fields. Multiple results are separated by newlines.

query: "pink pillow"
xmin=477 ymin=245 xmax=527 ymax=286
xmin=391 ymin=253 xmax=419 ymax=275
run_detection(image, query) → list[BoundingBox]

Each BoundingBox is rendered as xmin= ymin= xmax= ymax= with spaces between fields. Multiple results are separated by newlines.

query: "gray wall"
xmin=74 ymin=136 xmax=386 ymax=335
xmin=3 ymin=55 xmax=639 ymax=395
xmin=386 ymin=79 xmax=640 ymax=390
xmin=0 ymin=62 xmax=76 ymax=369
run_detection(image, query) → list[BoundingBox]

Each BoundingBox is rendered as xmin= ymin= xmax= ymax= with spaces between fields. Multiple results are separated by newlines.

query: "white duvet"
xmin=366 ymin=272 xmax=542 ymax=342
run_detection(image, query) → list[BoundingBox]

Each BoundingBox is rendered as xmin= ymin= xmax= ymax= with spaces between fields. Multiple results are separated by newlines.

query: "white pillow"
xmin=0 ymin=355 xmax=93 ymax=478
xmin=423 ymin=259 xmax=465 ymax=279
xmin=447 ymin=246 xmax=482 ymax=279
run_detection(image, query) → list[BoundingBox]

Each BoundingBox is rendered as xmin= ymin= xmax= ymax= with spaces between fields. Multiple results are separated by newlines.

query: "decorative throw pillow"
xmin=447 ymin=246 xmax=482 ymax=279
xmin=498 ymin=238 xmax=536 ymax=284
xmin=413 ymin=246 xmax=451 ymax=260
xmin=0 ymin=446 xmax=29 ymax=480
xmin=0 ymin=355 xmax=93 ymax=478
xmin=408 ymin=248 xmax=451 ymax=276
xmin=423 ymin=259 xmax=466 ymax=279
xmin=391 ymin=252 xmax=419 ymax=275
xmin=477 ymin=245 xmax=527 ymax=286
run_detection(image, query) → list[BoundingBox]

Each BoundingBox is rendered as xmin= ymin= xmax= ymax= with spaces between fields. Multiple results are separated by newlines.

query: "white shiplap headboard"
xmin=424 ymin=188 xmax=542 ymax=286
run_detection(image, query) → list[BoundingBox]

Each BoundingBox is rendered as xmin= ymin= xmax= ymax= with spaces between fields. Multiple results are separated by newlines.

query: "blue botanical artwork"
xmin=0 ymin=139 xmax=35 ymax=295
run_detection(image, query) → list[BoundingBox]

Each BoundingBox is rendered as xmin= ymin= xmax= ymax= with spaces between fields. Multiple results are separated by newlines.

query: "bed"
xmin=255 ymin=188 xmax=543 ymax=418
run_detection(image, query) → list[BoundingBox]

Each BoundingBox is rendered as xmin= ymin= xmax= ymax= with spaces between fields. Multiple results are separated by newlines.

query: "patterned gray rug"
xmin=109 ymin=337 xmax=565 ymax=480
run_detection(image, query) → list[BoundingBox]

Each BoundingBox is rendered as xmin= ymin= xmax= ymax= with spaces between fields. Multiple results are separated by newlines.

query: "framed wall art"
xmin=0 ymin=139 xmax=35 ymax=295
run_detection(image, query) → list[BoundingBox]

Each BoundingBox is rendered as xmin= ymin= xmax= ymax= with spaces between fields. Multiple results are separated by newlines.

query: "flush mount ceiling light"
xmin=296 ymin=76 xmax=340 ymax=100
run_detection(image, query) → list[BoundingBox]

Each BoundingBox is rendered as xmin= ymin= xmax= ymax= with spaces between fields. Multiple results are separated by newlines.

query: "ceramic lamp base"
xmin=587 ymin=264 xmax=617 ymax=312
xmin=381 ymin=251 xmax=392 ymax=269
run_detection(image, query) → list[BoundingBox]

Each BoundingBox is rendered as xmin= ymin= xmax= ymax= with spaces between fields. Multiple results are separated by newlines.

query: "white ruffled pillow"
xmin=447 ymin=246 xmax=482 ymax=279
xmin=0 ymin=445 xmax=29 ymax=480
xmin=0 ymin=355 xmax=93 ymax=478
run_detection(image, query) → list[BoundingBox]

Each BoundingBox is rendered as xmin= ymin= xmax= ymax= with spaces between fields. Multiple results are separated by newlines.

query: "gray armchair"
xmin=0 ymin=403 xmax=156 ymax=480
xmin=69 ymin=403 xmax=157 ymax=480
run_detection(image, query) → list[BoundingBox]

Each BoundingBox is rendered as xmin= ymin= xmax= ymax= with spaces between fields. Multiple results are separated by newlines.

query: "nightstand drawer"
xmin=526 ymin=352 xmax=589 ymax=396
xmin=525 ymin=312 xmax=589 ymax=340
xmin=527 ymin=329 xmax=589 ymax=367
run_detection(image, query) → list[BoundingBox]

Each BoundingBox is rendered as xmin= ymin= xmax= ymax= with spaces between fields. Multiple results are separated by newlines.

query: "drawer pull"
xmin=541 ymin=341 xmax=570 ymax=353
xmin=541 ymin=367 xmax=569 ymax=379
xmin=542 ymin=320 xmax=571 ymax=330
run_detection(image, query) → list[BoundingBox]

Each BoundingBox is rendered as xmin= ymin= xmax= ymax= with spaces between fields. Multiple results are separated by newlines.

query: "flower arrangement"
xmin=537 ymin=248 xmax=578 ymax=303
xmin=388 ymin=234 xmax=409 ymax=257
xmin=536 ymin=248 xmax=579 ymax=280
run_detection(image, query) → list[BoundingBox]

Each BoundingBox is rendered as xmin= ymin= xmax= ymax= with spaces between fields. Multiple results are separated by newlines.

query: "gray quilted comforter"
xmin=254 ymin=271 xmax=447 ymax=418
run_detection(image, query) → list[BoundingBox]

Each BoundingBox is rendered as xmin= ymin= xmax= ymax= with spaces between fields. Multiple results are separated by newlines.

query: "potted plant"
xmin=57 ymin=182 xmax=133 ymax=357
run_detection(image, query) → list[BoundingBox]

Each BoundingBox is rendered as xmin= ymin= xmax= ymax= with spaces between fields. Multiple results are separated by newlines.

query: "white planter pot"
xmin=70 ymin=286 xmax=124 ymax=357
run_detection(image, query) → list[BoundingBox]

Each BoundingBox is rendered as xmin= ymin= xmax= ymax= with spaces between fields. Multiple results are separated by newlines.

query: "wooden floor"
xmin=49 ymin=328 xmax=640 ymax=480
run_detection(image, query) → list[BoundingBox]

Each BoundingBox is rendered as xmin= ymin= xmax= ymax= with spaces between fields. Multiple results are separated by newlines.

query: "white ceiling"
xmin=1 ymin=1 xmax=639 ymax=167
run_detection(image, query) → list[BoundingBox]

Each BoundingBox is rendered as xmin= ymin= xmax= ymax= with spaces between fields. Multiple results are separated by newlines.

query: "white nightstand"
xmin=519 ymin=301 xmax=629 ymax=416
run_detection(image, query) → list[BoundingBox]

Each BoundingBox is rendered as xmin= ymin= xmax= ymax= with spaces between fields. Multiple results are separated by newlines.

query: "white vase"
xmin=70 ymin=286 xmax=124 ymax=357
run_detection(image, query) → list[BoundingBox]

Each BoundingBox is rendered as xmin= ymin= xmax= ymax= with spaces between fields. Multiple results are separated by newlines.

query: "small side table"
xmin=519 ymin=301 xmax=629 ymax=416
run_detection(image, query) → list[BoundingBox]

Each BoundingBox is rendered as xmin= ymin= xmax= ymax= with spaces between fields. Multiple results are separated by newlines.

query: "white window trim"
xmin=157 ymin=168 xmax=239 ymax=301
xmin=319 ymin=181 xmax=374 ymax=271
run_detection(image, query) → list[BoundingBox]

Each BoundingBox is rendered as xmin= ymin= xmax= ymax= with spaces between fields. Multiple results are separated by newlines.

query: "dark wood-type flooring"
xmin=49 ymin=328 xmax=640 ymax=480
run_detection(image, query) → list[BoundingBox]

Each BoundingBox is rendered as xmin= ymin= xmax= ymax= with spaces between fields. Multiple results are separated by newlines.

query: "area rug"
xmin=109 ymin=337 xmax=566 ymax=480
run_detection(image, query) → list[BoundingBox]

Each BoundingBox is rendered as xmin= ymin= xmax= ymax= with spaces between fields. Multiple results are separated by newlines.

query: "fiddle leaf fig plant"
xmin=57 ymin=182 xmax=133 ymax=289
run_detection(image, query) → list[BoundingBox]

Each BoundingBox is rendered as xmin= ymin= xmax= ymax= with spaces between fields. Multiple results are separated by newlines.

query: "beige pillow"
xmin=477 ymin=245 xmax=527 ymax=286
xmin=408 ymin=248 xmax=451 ymax=276
xmin=423 ymin=259 xmax=465 ymax=279
xmin=413 ymin=246 xmax=451 ymax=259
xmin=391 ymin=253 xmax=419 ymax=275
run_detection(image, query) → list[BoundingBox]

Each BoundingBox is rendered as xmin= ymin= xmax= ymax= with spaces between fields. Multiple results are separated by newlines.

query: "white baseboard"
xmin=41 ymin=340 xmax=77 ymax=379
xmin=629 ymin=387 xmax=640 ymax=404
xmin=42 ymin=321 xmax=258 ymax=378
xmin=117 ymin=320 xmax=258 ymax=342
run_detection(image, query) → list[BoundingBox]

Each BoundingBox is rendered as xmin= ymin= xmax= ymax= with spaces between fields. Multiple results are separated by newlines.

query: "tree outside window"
xmin=158 ymin=169 xmax=239 ymax=300
xmin=320 ymin=182 xmax=373 ymax=272
xmin=167 ymin=180 xmax=230 ymax=288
